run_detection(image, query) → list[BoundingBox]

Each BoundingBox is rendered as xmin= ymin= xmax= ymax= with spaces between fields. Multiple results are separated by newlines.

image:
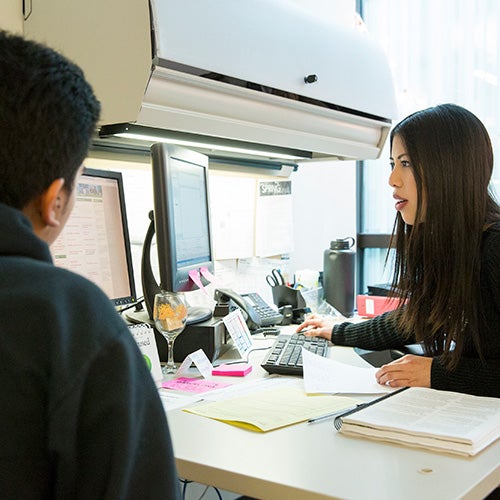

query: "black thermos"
xmin=323 ymin=237 xmax=355 ymax=317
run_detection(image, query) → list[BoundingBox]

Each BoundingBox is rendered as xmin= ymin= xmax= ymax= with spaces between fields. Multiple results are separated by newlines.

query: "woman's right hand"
xmin=295 ymin=314 xmax=335 ymax=341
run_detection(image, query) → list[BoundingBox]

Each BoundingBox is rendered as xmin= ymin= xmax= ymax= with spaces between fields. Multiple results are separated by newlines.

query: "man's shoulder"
xmin=29 ymin=261 xmax=116 ymax=309
xmin=2 ymin=258 xmax=130 ymax=345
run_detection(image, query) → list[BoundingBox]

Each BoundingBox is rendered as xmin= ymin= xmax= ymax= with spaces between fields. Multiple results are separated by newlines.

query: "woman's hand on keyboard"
xmin=295 ymin=314 xmax=334 ymax=341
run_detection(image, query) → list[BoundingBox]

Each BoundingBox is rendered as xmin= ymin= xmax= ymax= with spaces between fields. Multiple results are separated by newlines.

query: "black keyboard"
xmin=261 ymin=333 xmax=328 ymax=375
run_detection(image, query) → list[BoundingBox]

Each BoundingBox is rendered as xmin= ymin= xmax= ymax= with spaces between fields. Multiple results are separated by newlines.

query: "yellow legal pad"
xmin=184 ymin=386 xmax=359 ymax=432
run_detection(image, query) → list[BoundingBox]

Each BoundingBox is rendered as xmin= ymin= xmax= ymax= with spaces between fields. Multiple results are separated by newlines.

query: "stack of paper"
xmin=336 ymin=387 xmax=500 ymax=456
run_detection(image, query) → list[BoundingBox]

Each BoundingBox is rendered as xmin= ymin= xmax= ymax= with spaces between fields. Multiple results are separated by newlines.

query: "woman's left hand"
xmin=375 ymin=355 xmax=432 ymax=388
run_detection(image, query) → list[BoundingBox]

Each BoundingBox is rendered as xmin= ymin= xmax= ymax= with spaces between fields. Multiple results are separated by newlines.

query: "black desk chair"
xmin=354 ymin=343 xmax=424 ymax=367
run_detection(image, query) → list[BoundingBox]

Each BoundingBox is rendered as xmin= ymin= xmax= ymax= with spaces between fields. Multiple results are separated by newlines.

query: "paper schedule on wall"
xmin=255 ymin=180 xmax=293 ymax=257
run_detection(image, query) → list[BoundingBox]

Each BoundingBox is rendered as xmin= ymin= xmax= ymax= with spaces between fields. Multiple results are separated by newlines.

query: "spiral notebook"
xmin=334 ymin=387 xmax=500 ymax=456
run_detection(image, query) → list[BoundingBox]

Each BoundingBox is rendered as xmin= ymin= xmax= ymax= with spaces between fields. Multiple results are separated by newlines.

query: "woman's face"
xmin=389 ymin=135 xmax=419 ymax=225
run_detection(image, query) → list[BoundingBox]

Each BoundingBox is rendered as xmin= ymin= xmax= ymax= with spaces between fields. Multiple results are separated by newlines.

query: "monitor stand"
xmin=127 ymin=310 xmax=153 ymax=326
xmin=354 ymin=344 xmax=424 ymax=367
xmin=126 ymin=308 xmax=226 ymax=363
xmin=187 ymin=306 xmax=213 ymax=325
xmin=127 ymin=307 xmax=213 ymax=326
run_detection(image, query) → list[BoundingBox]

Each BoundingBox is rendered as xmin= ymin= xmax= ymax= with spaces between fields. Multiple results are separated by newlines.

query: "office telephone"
xmin=214 ymin=288 xmax=283 ymax=331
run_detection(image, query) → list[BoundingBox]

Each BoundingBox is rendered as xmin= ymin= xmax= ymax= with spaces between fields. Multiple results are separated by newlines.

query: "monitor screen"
xmin=51 ymin=167 xmax=137 ymax=306
xmin=141 ymin=143 xmax=214 ymax=323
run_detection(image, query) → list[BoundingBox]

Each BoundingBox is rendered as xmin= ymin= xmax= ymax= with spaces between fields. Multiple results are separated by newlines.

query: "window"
xmin=357 ymin=0 xmax=500 ymax=292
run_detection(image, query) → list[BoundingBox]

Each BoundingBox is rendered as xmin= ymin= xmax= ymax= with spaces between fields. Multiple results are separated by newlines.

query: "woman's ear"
xmin=39 ymin=178 xmax=66 ymax=227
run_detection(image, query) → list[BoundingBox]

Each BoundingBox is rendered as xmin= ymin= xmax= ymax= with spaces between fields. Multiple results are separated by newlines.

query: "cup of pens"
xmin=271 ymin=285 xmax=306 ymax=310
xmin=266 ymin=267 xmax=309 ymax=323
xmin=271 ymin=285 xmax=308 ymax=324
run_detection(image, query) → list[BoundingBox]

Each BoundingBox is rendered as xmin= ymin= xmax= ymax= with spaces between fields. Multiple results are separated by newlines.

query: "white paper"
xmin=175 ymin=348 xmax=214 ymax=379
xmin=302 ymin=348 xmax=397 ymax=394
xmin=158 ymin=390 xmax=202 ymax=412
xmin=202 ymin=376 xmax=300 ymax=402
xmin=255 ymin=179 xmax=293 ymax=257
xmin=209 ymin=175 xmax=255 ymax=259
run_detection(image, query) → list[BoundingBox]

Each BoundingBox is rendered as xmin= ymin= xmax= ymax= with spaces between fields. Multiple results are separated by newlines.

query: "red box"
xmin=356 ymin=295 xmax=401 ymax=317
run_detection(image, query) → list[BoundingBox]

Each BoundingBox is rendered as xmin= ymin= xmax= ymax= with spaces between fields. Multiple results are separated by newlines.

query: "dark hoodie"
xmin=0 ymin=203 xmax=181 ymax=499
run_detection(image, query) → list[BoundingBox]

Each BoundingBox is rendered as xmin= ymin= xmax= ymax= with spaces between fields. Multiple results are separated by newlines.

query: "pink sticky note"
xmin=188 ymin=269 xmax=209 ymax=295
xmin=212 ymin=363 xmax=253 ymax=377
xmin=162 ymin=377 xmax=230 ymax=393
xmin=200 ymin=266 xmax=219 ymax=285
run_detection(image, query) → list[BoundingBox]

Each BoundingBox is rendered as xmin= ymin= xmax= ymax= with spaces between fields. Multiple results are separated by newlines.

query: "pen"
xmin=307 ymin=406 xmax=359 ymax=424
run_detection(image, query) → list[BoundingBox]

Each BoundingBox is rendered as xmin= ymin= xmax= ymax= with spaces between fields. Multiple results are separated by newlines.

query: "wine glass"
xmin=153 ymin=291 xmax=188 ymax=374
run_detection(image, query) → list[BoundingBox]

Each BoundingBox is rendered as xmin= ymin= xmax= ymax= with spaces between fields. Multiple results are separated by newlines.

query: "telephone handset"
xmin=214 ymin=288 xmax=283 ymax=331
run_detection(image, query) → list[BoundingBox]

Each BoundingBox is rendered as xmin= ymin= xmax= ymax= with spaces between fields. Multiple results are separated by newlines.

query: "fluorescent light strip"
xmin=115 ymin=132 xmax=305 ymax=161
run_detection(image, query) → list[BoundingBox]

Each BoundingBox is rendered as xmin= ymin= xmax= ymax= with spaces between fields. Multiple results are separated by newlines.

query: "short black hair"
xmin=0 ymin=30 xmax=101 ymax=208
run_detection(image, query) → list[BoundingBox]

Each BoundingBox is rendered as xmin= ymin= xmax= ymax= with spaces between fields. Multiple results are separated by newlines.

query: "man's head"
xmin=0 ymin=31 xmax=100 ymax=210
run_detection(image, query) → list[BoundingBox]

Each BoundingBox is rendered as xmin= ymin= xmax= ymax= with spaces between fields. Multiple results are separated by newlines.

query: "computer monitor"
xmin=141 ymin=143 xmax=214 ymax=323
xmin=51 ymin=167 xmax=137 ymax=306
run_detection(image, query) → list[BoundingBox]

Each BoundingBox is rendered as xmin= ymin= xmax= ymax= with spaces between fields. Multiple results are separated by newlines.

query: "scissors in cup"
xmin=266 ymin=268 xmax=285 ymax=287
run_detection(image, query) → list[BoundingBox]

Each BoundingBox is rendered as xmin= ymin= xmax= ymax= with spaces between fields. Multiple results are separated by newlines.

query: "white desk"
xmin=166 ymin=337 xmax=500 ymax=500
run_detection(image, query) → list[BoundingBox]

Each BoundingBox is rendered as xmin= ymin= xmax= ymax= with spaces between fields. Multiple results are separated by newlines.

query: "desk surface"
xmin=165 ymin=335 xmax=500 ymax=500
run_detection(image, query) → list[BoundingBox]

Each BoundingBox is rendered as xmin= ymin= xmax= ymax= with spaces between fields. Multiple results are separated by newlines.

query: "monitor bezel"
xmin=151 ymin=143 xmax=215 ymax=293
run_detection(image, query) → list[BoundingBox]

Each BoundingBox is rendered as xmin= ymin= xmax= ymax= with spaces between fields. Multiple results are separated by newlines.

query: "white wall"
xmin=0 ymin=0 xmax=23 ymax=33
xmin=290 ymin=160 xmax=357 ymax=274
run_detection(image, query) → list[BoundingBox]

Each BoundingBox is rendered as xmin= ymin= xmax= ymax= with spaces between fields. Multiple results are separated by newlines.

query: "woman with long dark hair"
xmin=298 ymin=103 xmax=500 ymax=397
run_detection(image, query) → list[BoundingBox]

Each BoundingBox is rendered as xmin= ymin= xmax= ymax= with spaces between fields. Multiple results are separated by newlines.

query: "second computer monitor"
xmin=51 ymin=167 xmax=137 ymax=306
xmin=151 ymin=143 xmax=214 ymax=294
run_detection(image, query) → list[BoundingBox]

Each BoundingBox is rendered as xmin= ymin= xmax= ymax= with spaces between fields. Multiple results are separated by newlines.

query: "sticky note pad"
xmin=212 ymin=363 xmax=252 ymax=377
